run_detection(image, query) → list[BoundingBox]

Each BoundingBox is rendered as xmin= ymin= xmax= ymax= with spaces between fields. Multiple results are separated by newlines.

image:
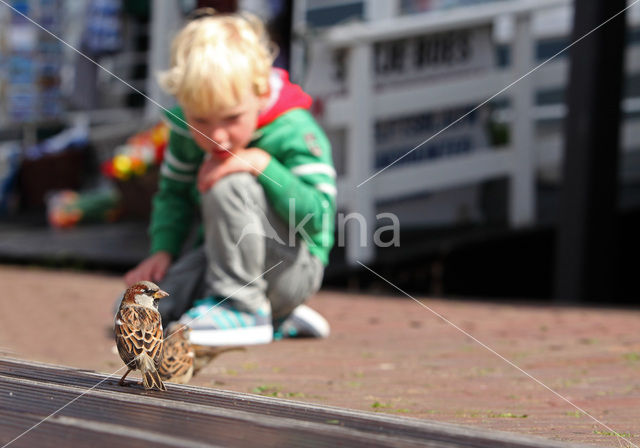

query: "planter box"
xmin=19 ymin=148 xmax=86 ymax=208
xmin=113 ymin=167 xmax=159 ymax=220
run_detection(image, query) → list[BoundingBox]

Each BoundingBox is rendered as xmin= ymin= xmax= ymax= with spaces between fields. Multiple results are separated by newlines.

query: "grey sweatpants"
xmin=157 ymin=173 xmax=324 ymax=325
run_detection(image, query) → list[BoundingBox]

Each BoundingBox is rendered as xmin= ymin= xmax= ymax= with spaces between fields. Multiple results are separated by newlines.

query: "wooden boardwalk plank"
xmin=0 ymin=410 xmax=186 ymax=448
xmin=0 ymin=358 xmax=590 ymax=448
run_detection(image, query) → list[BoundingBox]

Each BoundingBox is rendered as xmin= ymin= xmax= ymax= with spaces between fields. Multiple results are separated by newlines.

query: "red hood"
xmin=257 ymin=68 xmax=312 ymax=128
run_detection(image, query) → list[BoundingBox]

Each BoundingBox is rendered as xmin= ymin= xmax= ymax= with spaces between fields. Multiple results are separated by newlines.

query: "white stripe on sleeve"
xmin=161 ymin=164 xmax=196 ymax=182
xmin=291 ymin=163 xmax=337 ymax=178
xmin=315 ymin=182 xmax=337 ymax=196
xmin=165 ymin=150 xmax=197 ymax=172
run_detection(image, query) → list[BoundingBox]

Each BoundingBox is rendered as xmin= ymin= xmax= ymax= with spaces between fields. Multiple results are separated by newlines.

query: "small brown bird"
xmin=158 ymin=323 xmax=246 ymax=384
xmin=192 ymin=344 xmax=246 ymax=376
xmin=158 ymin=323 xmax=195 ymax=384
xmin=115 ymin=281 xmax=169 ymax=391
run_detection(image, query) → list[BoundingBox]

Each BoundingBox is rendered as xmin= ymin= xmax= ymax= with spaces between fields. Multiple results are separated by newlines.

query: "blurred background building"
xmin=0 ymin=0 xmax=637 ymax=302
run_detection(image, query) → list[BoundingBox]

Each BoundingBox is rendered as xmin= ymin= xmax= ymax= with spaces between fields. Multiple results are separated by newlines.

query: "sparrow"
xmin=158 ymin=322 xmax=195 ymax=384
xmin=192 ymin=344 xmax=246 ymax=376
xmin=158 ymin=322 xmax=246 ymax=384
xmin=115 ymin=281 xmax=169 ymax=391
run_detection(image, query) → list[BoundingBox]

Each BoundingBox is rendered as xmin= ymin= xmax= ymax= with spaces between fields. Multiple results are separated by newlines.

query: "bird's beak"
xmin=154 ymin=289 xmax=169 ymax=299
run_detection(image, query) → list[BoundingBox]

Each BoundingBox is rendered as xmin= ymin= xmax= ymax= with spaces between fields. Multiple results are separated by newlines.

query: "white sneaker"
xmin=179 ymin=297 xmax=273 ymax=346
xmin=274 ymin=305 xmax=330 ymax=340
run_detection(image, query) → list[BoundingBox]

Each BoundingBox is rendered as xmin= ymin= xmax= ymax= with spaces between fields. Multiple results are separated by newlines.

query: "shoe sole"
xmin=189 ymin=324 xmax=273 ymax=346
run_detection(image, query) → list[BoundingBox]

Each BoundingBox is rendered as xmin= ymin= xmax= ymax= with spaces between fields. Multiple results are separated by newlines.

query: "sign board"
xmin=373 ymin=26 xmax=494 ymax=88
xmin=304 ymin=25 xmax=494 ymax=96
xmin=304 ymin=24 xmax=494 ymax=171
xmin=374 ymin=104 xmax=491 ymax=169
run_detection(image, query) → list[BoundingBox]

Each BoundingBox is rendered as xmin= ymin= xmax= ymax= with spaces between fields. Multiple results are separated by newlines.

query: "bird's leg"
xmin=119 ymin=368 xmax=133 ymax=386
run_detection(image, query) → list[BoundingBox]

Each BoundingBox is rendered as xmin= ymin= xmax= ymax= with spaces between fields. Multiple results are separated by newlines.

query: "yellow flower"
xmin=113 ymin=155 xmax=132 ymax=179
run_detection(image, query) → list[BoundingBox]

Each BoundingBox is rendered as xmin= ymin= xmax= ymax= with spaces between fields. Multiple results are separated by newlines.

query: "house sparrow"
xmin=115 ymin=281 xmax=169 ymax=391
xmin=158 ymin=322 xmax=246 ymax=384
xmin=192 ymin=344 xmax=246 ymax=376
xmin=158 ymin=323 xmax=195 ymax=384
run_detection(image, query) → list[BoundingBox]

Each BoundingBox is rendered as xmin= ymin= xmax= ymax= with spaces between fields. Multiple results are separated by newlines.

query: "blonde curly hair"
xmin=158 ymin=12 xmax=277 ymax=115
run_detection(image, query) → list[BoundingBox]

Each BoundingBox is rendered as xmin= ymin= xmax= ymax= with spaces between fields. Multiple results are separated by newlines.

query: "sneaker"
xmin=273 ymin=305 xmax=330 ymax=340
xmin=179 ymin=297 xmax=273 ymax=346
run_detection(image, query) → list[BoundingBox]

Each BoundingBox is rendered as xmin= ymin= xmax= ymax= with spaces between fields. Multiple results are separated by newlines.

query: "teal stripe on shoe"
xmin=188 ymin=297 xmax=217 ymax=320
xmin=193 ymin=297 xmax=215 ymax=307
xmin=186 ymin=308 xmax=200 ymax=319
xmin=225 ymin=310 xmax=241 ymax=327
xmin=212 ymin=313 xmax=229 ymax=329
xmin=220 ymin=309 xmax=239 ymax=328
xmin=233 ymin=310 xmax=248 ymax=327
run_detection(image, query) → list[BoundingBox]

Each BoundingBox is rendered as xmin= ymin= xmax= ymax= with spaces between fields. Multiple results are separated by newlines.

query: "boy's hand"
xmin=198 ymin=148 xmax=270 ymax=193
xmin=124 ymin=251 xmax=172 ymax=286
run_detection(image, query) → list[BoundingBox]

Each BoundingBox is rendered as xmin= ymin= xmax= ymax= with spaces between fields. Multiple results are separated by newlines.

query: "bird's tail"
xmin=192 ymin=345 xmax=246 ymax=375
xmin=138 ymin=355 xmax=167 ymax=391
xmin=192 ymin=345 xmax=246 ymax=358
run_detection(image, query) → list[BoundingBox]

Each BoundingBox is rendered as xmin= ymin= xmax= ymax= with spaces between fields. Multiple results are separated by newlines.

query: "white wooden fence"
xmin=299 ymin=0 xmax=640 ymax=265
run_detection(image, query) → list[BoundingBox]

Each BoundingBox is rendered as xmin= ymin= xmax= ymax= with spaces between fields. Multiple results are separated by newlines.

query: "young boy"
xmin=124 ymin=11 xmax=336 ymax=346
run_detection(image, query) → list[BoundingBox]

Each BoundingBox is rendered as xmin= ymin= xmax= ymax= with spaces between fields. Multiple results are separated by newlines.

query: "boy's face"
xmin=184 ymin=92 xmax=269 ymax=160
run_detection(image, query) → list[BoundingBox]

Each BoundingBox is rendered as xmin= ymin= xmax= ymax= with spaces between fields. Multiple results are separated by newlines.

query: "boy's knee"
xmin=203 ymin=173 xmax=260 ymax=209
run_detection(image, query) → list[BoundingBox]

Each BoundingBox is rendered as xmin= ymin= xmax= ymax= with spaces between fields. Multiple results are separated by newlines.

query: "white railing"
xmin=301 ymin=0 xmax=639 ymax=265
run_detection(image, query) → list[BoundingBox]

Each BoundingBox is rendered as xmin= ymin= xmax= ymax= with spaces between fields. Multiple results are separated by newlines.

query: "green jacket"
xmin=150 ymin=106 xmax=336 ymax=265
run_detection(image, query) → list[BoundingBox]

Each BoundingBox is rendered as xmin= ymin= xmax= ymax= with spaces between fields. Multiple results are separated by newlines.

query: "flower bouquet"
xmin=101 ymin=121 xmax=168 ymax=219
